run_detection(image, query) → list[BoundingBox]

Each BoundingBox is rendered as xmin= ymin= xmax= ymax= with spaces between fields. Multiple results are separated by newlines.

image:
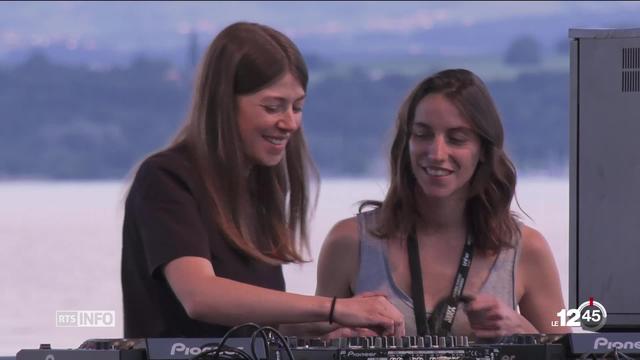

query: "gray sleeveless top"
xmin=354 ymin=209 xmax=521 ymax=336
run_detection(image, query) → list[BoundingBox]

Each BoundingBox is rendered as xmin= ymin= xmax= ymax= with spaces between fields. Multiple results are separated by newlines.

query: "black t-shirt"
xmin=121 ymin=145 xmax=285 ymax=338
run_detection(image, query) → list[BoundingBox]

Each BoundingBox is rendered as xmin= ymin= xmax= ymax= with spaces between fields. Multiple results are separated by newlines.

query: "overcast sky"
xmin=1 ymin=1 xmax=639 ymax=54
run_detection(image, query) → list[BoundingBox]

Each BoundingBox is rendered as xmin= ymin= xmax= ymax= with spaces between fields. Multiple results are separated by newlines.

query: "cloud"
xmin=284 ymin=21 xmax=348 ymax=37
xmin=365 ymin=9 xmax=450 ymax=33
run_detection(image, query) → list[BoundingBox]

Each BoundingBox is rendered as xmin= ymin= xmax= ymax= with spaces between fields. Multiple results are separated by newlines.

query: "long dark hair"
xmin=364 ymin=69 xmax=519 ymax=253
xmin=171 ymin=22 xmax=318 ymax=264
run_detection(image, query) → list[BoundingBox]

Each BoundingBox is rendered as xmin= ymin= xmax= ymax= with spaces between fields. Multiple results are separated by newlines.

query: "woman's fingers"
xmin=321 ymin=326 xmax=378 ymax=340
xmin=464 ymin=294 xmax=528 ymax=337
xmin=334 ymin=295 xmax=405 ymax=336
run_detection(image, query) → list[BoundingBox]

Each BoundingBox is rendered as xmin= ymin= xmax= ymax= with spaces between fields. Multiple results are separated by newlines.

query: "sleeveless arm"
xmin=517 ymin=226 xmax=572 ymax=333
xmin=316 ymin=217 xmax=360 ymax=297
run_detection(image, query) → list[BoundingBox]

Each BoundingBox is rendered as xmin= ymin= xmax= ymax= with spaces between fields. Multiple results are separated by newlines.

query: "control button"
xmin=328 ymin=338 xmax=342 ymax=348
xmin=401 ymin=336 xmax=410 ymax=348
xmin=348 ymin=337 xmax=364 ymax=348
xmin=431 ymin=336 xmax=439 ymax=348
xmin=439 ymin=337 xmax=446 ymax=348
xmin=286 ymin=336 xmax=298 ymax=349
xmin=296 ymin=338 xmax=307 ymax=348
xmin=525 ymin=335 xmax=537 ymax=344
xmin=308 ymin=338 xmax=324 ymax=347
xmin=424 ymin=336 xmax=433 ymax=348
xmin=445 ymin=336 xmax=454 ymax=347
xmin=385 ymin=336 xmax=396 ymax=348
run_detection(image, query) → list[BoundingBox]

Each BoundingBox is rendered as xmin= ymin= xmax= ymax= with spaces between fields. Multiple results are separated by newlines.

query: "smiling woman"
xmin=236 ymin=72 xmax=306 ymax=167
xmin=120 ymin=22 xmax=405 ymax=339
xmin=316 ymin=69 xmax=571 ymax=338
xmin=408 ymin=93 xmax=483 ymax=201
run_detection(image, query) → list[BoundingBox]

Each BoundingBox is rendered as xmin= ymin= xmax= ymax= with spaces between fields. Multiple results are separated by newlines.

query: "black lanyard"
xmin=407 ymin=227 xmax=474 ymax=336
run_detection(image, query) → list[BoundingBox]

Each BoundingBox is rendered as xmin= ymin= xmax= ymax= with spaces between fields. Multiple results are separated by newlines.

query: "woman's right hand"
xmin=332 ymin=294 xmax=405 ymax=336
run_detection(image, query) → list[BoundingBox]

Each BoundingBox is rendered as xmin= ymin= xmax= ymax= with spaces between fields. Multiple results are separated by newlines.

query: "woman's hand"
xmin=321 ymin=326 xmax=379 ymax=340
xmin=464 ymin=294 xmax=537 ymax=338
xmin=333 ymin=293 xmax=405 ymax=336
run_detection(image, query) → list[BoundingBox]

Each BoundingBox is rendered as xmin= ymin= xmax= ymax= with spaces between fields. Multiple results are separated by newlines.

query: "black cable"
xmin=268 ymin=327 xmax=295 ymax=360
xmin=611 ymin=349 xmax=621 ymax=360
xmin=201 ymin=345 xmax=253 ymax=360
xmin=187 ymin=323 xmax=296 ymax=360
xmin=250 ymin=326 xmax=295 ymax=360
xmin=192 ymin=323 xmax=261 ymax=360
xmin=617 ymin=351 xmax=637 ymax=360
xmin=578 ymin=354 xmax=598 ymax=360
xmin=603 ymin=348 xmax=637 ymax=360
xmin=249 ymin=327 xmax=271 ymax=360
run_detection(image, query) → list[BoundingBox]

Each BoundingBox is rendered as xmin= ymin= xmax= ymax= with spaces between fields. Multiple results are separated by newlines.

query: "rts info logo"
xmin=56 ymin=310 xmax=115 ymax=328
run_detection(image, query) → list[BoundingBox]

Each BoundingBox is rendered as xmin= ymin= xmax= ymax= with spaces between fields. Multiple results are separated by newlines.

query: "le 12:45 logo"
xmin=552 ymin=298 xmax=607 ymax=331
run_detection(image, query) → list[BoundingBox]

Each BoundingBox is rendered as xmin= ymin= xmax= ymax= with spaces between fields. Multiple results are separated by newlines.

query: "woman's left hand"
xmin=321 ymin=326 xmax=378 ymax=340
xmin=464 ymin=294 xmax=538 ymax=338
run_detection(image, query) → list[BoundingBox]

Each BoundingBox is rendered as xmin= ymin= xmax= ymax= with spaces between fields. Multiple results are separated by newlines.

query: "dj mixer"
xmin=14 ymin=333 xmax=640 ymax=360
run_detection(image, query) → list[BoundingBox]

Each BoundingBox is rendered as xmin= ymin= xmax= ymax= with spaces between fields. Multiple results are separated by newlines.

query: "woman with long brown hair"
xmin=121 ymin=22 xmax=404 ymax=338
xmin=317 ymin=69 xmax=568 ymax=337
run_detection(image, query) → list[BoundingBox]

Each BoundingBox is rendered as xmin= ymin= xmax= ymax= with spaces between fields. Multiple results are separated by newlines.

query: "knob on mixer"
xmin=400 ymin=336 xmax=410 ymax=348
xmin=385 ymin=336 xmax=396 ymax=348
xmin=347 ymin=337 xmax=364 ymax=348
xmin=308 ymin=338 xmax=325 ymax=347
xmin=373 ymin=337 xmax=383 ymax=348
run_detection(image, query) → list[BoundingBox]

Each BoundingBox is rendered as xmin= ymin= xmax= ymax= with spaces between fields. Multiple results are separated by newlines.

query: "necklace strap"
xmin=407 ymin=228 xmax=474 ymax=336
xmin=407 ymin=226 xmax=428 ymax=335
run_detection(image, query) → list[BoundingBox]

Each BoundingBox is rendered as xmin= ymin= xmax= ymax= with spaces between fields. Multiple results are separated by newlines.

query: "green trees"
xmin=504 ymin=35 xmax=543 ymax=66
xmin=0 ymin=53 xmax=569 ymax=179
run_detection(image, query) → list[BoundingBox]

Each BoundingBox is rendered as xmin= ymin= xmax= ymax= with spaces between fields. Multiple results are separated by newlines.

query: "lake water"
xmin=0 ymin=177 xmax=569 ymax=354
